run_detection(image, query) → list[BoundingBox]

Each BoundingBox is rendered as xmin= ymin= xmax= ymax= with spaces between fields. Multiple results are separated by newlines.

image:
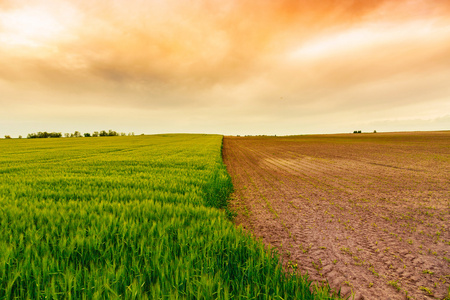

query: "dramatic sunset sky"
xmin=1 ymin=0 xmax=449 ymax=136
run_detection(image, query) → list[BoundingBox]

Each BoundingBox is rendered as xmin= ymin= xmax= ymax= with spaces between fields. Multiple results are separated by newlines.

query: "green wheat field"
xmin=0 ymin=134 xmax=339 ymax=299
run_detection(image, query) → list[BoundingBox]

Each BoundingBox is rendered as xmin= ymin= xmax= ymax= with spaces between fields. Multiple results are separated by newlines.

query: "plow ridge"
xmin=223 ymin=133 xmax=450 ymax=300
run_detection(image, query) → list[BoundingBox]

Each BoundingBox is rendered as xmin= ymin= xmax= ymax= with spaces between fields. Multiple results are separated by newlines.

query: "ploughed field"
xmin=0 ymin=134 xmax=337 ymax=299
xmin=223 ymin=132 xmax=450 ymax=300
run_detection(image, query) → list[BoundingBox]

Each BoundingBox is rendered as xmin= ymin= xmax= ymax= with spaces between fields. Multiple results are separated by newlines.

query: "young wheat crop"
xmin=0 ymin=134 xmax=337 ymax=299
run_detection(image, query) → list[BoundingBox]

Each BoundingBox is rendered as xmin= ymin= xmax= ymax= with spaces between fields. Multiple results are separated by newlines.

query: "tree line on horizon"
xmin=353 ymin=130 xmax=377 ymax=134
xmin=23 ymin=130 xmax=135 ymax=139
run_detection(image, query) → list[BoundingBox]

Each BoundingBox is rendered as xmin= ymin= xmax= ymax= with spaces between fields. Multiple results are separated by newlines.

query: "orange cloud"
xmin=1 ymin=0 xmax=450 ymax=136
xmin=62 ymin=0 xmax=450 ymax=84
xmin=2 ymin=0 xmax=450 ymax=87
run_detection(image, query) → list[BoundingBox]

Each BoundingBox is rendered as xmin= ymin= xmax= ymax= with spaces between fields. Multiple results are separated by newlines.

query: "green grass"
xmin=0 ymin=134 xmax=340 ymax=299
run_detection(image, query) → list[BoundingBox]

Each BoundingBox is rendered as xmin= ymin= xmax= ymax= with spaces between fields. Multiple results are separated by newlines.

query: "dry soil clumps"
xmin=223 ymin=132 xmax=450 ymax=300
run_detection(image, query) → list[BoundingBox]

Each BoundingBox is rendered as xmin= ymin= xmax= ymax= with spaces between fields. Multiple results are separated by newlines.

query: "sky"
xmin=1 ymin=0 xmax=449 ymax=137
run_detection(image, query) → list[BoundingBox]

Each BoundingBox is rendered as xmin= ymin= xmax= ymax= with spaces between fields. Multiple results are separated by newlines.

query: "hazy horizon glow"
xmin=1 ymin=0 xmax=449 ymax=137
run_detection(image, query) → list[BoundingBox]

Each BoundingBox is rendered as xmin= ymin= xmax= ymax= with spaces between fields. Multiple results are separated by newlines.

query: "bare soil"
xmin=223 ymin=132 xmax=450 ymax=300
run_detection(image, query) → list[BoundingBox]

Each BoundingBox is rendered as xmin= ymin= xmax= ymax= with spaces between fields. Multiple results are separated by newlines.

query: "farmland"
xmin=223 ymin=132 xmax=450 ymax=300
xmin=0 ymin=134 xmax=337 ymax=299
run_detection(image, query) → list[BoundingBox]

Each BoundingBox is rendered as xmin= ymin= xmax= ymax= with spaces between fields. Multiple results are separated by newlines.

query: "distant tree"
xmin=64 ymin=133 xmax=70 ymax=138
xmin=358 ymin=130 xmax=362 ymax=134
xmin=70 ymin=133 xmax=74 ymax=138
xmin=49 ymin=132 xmax=62 ymax=138
xmin=99 ymin=130 xmax=108 ymax=137
xmin=120 ymin=132 xmax=126 ymax=136
xmin=37 ymin=132 xmax=49 ymax=138
xmin=4 ymin=135 xmax=11 ymax=139
xmin=73 ymin=131 xmax=82 ymax=138
xmin=108 ymin=130 xmax=118 ymax=136
xmin=18 ymin=135 xmax=22 ymax=139
xmin=374 ymin=130 xmax=377 ymax=133
xmin=27 ymin=132 xmax=61 ymax=138
xmin=84 ymin=133 xmax=91 ymax=137
xmin=92 ymin=131 xmax=99 ymax=137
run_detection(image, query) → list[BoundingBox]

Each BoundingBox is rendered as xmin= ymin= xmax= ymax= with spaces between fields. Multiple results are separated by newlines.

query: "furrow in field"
xmin=223 ymin=134 xmax=450 ymax=300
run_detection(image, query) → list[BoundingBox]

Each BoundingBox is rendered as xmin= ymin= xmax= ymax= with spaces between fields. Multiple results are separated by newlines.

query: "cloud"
xmin=1 ymin=0 xmax=450 ymax=136
xmin=0 ymin=1 xmax=401 ymax=82
xmin=0 ymin=0 xmax=12 ymax=9
xmin=3 ymin=0 xmax=450 ymax=88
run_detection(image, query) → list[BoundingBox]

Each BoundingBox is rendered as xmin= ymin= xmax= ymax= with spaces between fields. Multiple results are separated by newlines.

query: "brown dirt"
xmin=223 ymin=132 xmax=450 ymax=300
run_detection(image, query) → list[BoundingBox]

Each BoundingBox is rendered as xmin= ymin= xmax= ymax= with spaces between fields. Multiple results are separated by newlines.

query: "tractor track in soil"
xmin=223 ymin=132 xmax=450 ymax=300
